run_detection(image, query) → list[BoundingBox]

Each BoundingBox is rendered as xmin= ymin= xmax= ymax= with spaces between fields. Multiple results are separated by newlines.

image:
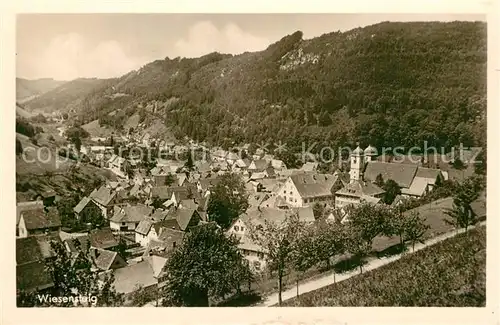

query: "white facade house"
xmin=275 ymin=173 xmax=343 ymax=208
xmin=109 ymin=204 xmax=153 ymax=232
xmin=227 ymin=207 xmax=314 ymax=273
xmin=135 ymin=220 xmax=157 ymax=247
xmin=89 ymin=186 xmax=116 ymax=219
xmin=135 ymin=218 xmax=185 ymax=250
xmin=238 ymin=237 xmax=268 ymax=272
xmin=276 ymin=177 xmax=304 ymax=207
xmin=227 ymin=218 xmax=249 ymax=238
xmin=226 ymin=218 xmax=267 ymax=272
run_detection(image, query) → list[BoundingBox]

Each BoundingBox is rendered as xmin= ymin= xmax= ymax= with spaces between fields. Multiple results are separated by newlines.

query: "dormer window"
xmin=234 ymin=225 xmax=239 ymax=231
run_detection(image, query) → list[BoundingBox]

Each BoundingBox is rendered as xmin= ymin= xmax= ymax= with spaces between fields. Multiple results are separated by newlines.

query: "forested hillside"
xmin=16 ymin=78 xmax=67 ymax=102
xmin=24 ymin=78 xmax=116 ymax=114
xmin=24 ymin=21 xmax=487 ymax=151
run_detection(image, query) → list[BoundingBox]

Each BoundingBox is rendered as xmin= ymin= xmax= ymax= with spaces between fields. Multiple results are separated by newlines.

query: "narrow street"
xmin=257 ymin=221 xmax=486 ymax=307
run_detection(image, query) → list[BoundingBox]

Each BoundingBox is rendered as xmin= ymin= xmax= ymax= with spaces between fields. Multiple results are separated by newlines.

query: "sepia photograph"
xmin=11 ymin=7 xmax=491 ymax=313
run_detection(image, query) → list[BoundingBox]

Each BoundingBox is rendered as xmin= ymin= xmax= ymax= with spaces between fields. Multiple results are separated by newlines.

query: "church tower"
xmin=364 ymin=144 xmax=377 ymax=163
xmin=350 ymin=145 xmax=364 ymax=183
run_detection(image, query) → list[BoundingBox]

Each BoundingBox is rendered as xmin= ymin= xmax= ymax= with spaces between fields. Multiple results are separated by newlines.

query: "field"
xmin=372 ymin=196 xmax=455 ymax=252
xmin=281 ymin=225 xmax=486 ymax=307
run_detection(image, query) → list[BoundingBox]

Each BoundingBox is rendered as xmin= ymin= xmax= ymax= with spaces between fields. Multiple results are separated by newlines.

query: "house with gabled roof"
xmin=335 ymin=180 xmax=385 ymax=209
xmin=32 ymin=187 xmax=57 ymax=207
xmin=248 ymin=159 xmax=269 ymax=173
xmin=276 ymin=172 xmax=344 ymax=208
xmin=73 ymin=196 xmax=102 ymax=221
xmin=129 ymin=183 xmax=146 ymax=198
xmin=212 ymin=148 xmax=228 ymax=161
xmin=246 ymin=180 xmax=264 ymax=193
xmin=226 ymin=152 xmax=240 ymax=165
xmin=142 ymin=228 xmax=185 ymax=257
xmin=211 ymin=160 xmax=229 ymax=172
xmin=156 ymin=159 xmax=186 ymax=173
xmin=113 ymin=253 xmax=169 ymax=304
xmin=249 ymin=171 xmax=268 ymax=181
xmin=178 ymin=199 xmax=198 ymax=210
xmin=62 ymin=234 xmax=91 ymax=259
xmin=135 ymin=220 xmax=155 ymax=247
xmin=89 ymin=185 xmax=117 ymax=218
xmin=170 ymin=186 xmax=199 ymax=207
xmin=260 ymin=178 xmax=285 ymax=193
xmin=363 ymin=161 xmax=418 ymax=189
xmin=134 ymin=208 xmax=198 ymax=248
xmin=301 ymin=162 xmax=318 ymax=172
xmin=91 ymin=249 xmax=127 ymax=271
xmin=89 ymin=228 xmax=119 ymax=250
xmin=16 ymin=201 xmax=44 ymax=236
xmin=150 ymin=166 xmax=173 ymax=186
xmin=226 ymin=207 xmax=315 ymax=272
xmin=18 ymin=208 xmax=61 ymax=238
xmin=266 ymin=166 xmax=276 ymax=178
xmin=197 ymin=177 xmax=222 ymax=197
xmin=112 ymin=260 xmax=158 ymax=300
xmin=150 ymin=184 xmax=199 ymax=206
xmin=259 ymin=194 xmax=290 ymax=210
xmin=165 ymin=208 xmax=202 ymax=232
xmin=276 ymin=168 xmax=306 ymax=179
xmin=271 ymin=159 xmax=287 ymax=171
xmin=233 ymin=158 xmax=252 ymax=173
xmin=401 ymin=167 xmax=443 ymax=197
xmin=109 ymin=204 xmax=153 ymax=231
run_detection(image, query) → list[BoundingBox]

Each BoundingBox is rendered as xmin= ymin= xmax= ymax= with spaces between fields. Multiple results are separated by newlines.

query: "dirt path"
xmin=257 ymin=221 xmax=486 ymax=307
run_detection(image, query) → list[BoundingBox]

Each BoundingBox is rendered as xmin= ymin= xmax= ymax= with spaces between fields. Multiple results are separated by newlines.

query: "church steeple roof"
xmin=364 ymin=145 xmax=377 ymax=156
xmin=352 ymin=145 xmax=363 ymax=155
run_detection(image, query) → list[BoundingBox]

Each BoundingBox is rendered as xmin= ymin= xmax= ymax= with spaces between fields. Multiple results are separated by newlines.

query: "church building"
xmin=335 ymin=144 xmax=443 ymax=209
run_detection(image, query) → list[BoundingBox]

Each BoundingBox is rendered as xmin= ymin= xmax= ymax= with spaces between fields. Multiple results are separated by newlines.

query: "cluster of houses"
xmin=17 ymin=139 xmax=482 ymax=304
xmin=224 ymin=145 xmax=450 ymax=272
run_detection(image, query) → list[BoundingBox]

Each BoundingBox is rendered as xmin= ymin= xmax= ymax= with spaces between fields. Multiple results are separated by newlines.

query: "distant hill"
xmin=23 ymin=78 xmax=116 ymax=114
xmin=15 ymin=103 xmax=34 ymax=119
xmin=16 ymin=78 xmax=67 ymax=103
xmin=24 ymin=21 xmax=487 ymax=151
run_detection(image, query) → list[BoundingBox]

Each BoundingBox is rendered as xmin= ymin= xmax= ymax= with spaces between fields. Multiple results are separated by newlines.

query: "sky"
xmin=16 ymin=13 xmax=485 ymax=81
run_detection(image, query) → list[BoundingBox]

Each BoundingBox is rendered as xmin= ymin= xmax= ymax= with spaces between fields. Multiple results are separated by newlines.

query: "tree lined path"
xmin=257 ymin=221 xmax=486 ymax=307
